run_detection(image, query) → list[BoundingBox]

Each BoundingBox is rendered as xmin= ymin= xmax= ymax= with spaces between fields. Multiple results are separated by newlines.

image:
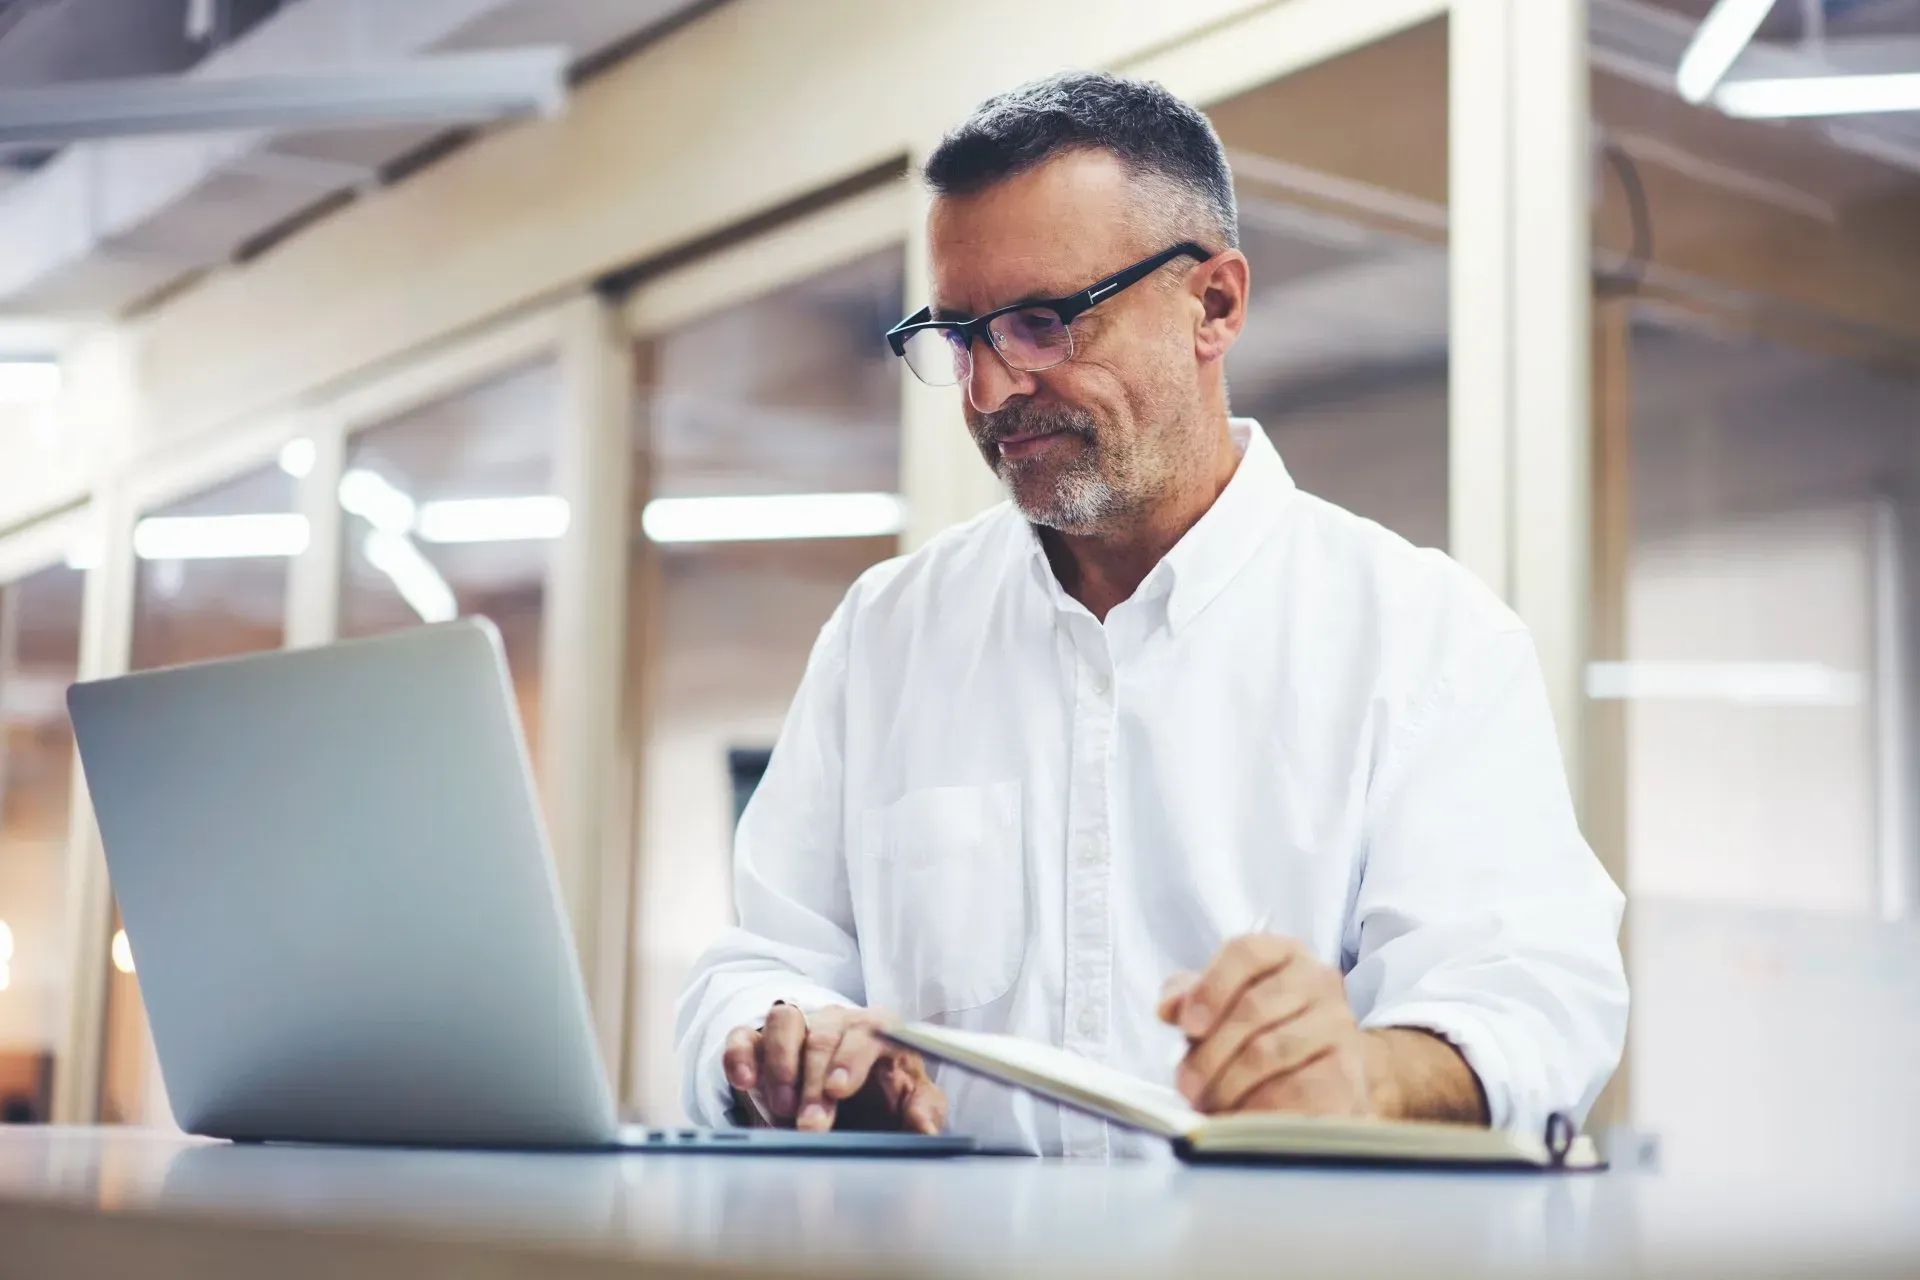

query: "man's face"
xmin=927 ymin=150 xmax=1205 ymax=532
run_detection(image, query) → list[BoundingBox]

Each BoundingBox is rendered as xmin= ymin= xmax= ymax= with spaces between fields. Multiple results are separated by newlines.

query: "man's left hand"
xmin=1158 ymin=933 xmax=1379 ymax=1118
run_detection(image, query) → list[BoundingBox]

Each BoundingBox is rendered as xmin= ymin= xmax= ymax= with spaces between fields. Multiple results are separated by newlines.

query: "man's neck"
xmin=1041 ymin=419 xmax=1242 ymax=623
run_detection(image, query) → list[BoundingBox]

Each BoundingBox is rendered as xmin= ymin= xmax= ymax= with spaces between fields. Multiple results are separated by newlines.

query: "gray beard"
xmin=1007 ymin=452 xmax=1119 ymax=530
xmin=973 ymin=404 xmax=1125 ymax=531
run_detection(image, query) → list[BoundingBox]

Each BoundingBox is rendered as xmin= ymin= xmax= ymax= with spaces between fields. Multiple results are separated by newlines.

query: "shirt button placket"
xmin=1061 ymin=633 xmax=1116 ymax=1159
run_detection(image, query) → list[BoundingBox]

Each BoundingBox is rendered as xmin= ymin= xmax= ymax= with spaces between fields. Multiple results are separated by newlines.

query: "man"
xmin=676 ymin=72 xmax=1627 ymax=1157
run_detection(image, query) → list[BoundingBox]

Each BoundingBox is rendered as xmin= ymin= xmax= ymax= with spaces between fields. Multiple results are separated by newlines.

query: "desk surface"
xmin=2 ymin=1126 xmax=1916 ymax=1279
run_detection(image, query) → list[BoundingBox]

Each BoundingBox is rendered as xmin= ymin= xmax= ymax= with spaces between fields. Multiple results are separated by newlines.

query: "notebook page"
xmin=888 ymin=1023 xmax=1200 ymax=1137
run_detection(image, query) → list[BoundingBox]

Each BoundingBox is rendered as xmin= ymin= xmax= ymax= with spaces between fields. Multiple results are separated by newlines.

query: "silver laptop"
xmin=67 ymin=620 xmax=970 ymax=1157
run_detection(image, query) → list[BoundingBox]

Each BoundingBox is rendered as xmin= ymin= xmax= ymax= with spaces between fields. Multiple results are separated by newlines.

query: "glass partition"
xmin=630 ymin=243 xmax=905 ymax=1119
xmin=1208 ymin=15 xmax=1449 ymax=549
xmin=1619 ymin=313 xmax=1920 ymax=914
xmin=0 ymin=559 xmax=84 ymax=1125
xmin=338 ymin=359 xmax=561 ymax=773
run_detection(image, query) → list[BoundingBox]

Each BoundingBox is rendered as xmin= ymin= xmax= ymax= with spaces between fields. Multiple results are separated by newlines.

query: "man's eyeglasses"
xmin=886 ymin=242 xmax=1211 ymax=388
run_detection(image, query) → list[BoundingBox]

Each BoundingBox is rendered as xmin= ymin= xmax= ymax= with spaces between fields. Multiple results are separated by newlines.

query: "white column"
xmin=283 ymin=413 xmax=345 ymax=650
xmin=541 ymin=294 xmax=637 ymax=1083
xmin=1449 ymin=0 xmax=1591 ymax=783
xmin=1508 ymin=0 xmax=1592 ymax=787
xmin=898 ymin=171 xmax=1006 ymax=551
xmin=1448 ymin=0 xmax=1514 ymax=601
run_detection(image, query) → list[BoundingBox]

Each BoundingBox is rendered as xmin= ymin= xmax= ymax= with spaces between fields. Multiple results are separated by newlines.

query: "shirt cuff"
xmin=688 ymin=985 xmax=858 ymax=1126
xmin=1360 ymin=1001 xmax=1519 ymax=1134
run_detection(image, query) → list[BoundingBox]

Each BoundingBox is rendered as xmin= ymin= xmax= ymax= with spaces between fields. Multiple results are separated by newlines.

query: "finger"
xmin=902 ymin=1080 xmax=948 ymax=1135
xmin=1208 ymin=1009 xmax=1347 ymax=1112
xmin=1157 ymin=971 xmax=1198 ymax=1024
xmin=1179 ymin=935 xmax=1302 ymax=1041
xmin=796 ymin=1019 xmax=847 ymax=1132
xmin=760 ymin=1004 xmax=808 ymax=1122
xmin=722 ymin=1026 xmax=762 ymax=1094
xmin=1176 ymin=977 xmax=1313 ymax=1107
xmin=868 ymin=1047 xmax=926 ymax=1117
xmin=822 ymin=1024 xmax=888 ymax=1103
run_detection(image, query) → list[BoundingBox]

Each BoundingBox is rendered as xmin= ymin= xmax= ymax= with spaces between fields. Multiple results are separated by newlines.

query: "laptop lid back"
xmin=67 ymin=620 xmax=617 ymax=1147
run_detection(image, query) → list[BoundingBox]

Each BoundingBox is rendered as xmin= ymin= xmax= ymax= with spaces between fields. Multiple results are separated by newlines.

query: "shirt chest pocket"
xmin=850 ymin=782 xmax=1026 ymax=1023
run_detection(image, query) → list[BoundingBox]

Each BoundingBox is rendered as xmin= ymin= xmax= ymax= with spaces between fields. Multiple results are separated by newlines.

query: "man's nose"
xmin=965 ymin=337 xmax=1037 ymax=415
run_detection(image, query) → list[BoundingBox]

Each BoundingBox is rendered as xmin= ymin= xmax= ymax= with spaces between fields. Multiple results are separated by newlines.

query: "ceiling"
xmin=1641 ymin=0 xmax=1920 ymax=41
xmin=4 ymin=4 xmax=1919 ymax=686
xmin=0 ymin=0 xmax=711 ymax=318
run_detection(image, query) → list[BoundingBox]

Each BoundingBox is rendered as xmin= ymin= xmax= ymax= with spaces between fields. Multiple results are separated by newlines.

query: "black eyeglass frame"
xmin=885 ymin=241 xmax=1212 ymax=374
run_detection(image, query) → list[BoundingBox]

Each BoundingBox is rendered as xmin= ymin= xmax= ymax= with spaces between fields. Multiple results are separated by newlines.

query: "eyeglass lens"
xmin=901 ymin=308 xmax=1074 ymax=386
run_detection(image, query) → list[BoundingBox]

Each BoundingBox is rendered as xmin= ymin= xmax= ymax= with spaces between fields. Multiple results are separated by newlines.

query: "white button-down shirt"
xmin=677 ymin=419 xmax=1628 ymax=1157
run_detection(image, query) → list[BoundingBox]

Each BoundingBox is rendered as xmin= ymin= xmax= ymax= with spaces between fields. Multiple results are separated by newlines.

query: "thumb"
xmin=1158 ymin=971 xmax=1198 ymax=1024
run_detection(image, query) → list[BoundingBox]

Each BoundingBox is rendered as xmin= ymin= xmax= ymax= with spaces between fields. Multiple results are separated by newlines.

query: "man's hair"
xmin=923 ymin=70 xmax=1239 ymax=250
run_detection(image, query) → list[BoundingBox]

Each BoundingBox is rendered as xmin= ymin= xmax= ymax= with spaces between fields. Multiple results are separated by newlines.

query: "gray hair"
xmin=923 ymin=70 xmax=1239 ymax=250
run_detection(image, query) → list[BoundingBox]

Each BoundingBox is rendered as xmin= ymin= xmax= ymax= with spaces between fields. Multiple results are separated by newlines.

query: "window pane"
xmin=338 ymin=359 xmax=560 ymax=772
xmin=631 ymin=244 xmax=904 ymax=1120
xmin=108 ymin=464 xmax=299 ymax=1125
xmin=1209 ymin=16 xmax=1449 ymax=549
xmin=0 ymin=561 xmax=84 ymax=1126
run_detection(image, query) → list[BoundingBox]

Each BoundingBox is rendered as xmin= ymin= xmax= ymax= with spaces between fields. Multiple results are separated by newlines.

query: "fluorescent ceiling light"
xmin=0 ymin=47 xmax=567 ymax=147
xmin=1586 ymin=660 xmax=1864 ymax=707
xmin=133 ymin=513 xmax=309 ymax=560
xmin=0 ymin=918 xmax=11 ymax=961
xmin=338 ymin=469 xmax=416 ymax=534
xmin=278 ymin=437 xmax=316 ymax=479
xmin=1676 ymin=0 xmax=1778 ymax=104
xmin=642 ymin=493 xmax=908 ymax=544
xmin=0 ymin=359 xmax=60 ymax=405
xmin=362 ymin=530 xmax=457 ymax=624
xmin=111 ymin=928 xmax=134 ymax=976
xmin=416 ymin=495 xmax=570 ymax=544
xmin=1716 ymin=72 xmax=1920 ymax=118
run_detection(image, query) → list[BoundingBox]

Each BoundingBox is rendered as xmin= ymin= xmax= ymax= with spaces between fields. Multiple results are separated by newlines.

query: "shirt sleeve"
xmin=1344 ymin=625 xmax=1629 ymax=1137
xmin=674 ymin=599 xmax=865 ymax=1126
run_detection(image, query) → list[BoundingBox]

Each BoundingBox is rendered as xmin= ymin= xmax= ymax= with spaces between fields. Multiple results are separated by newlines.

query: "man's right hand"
xmin=722 ymin=1004 xmax=948 ymax=1134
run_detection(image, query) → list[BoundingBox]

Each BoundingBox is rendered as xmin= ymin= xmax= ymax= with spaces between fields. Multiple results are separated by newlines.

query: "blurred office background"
xmin=0 ymin=0 xmax=1916 ymax=1178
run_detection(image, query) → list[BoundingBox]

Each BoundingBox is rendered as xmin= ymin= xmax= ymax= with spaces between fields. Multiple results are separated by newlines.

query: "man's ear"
xmin=1193 ymin=250 xmax=1249 ymax=365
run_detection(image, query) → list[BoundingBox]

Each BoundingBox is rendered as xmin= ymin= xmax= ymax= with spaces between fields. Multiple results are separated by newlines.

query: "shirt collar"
xmin=1018 ymin=418 xmax=1296 ymax=633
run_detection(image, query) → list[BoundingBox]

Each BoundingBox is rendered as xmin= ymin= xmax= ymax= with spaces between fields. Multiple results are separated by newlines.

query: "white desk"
xmin=3 ymin=1127 xmax=1917 ymax=1278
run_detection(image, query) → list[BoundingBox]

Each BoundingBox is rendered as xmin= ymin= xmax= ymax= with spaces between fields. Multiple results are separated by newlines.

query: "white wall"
xmin=1625 ymin=506 xmax=1879 ymax=913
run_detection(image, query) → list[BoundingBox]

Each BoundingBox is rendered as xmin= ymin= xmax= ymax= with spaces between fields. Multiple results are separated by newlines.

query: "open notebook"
xmin=886 ymin=1022 xmax=1601 ymax=1170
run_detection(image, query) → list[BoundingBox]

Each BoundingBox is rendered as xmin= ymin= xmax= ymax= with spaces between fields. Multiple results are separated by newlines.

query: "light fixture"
xmin=1676 ymin=0 xmax=1777 ymax=105
xmin=278 ymin=437 xmax=317 ymax=479
xmin=338 ymin=469 xmax=416 ymax=535
xmin=1585 ymin=660 xmax=1864 ymax=707
xmin=0 ymin=358 xmax=61 ymax=405
xmin=111 ymin=928 xmax=134 ymax=976
xmin=415 ymin=495 xmax=570 ymax=544
xmin=362 ymin=530 xmax=457 ymax=624
xmin=132 ymin=513 xmax=310 ymax=560
xmin=0 ymin=47 xmax=568 ymax=147
xmin=1716 ymin=72 xmax=1920 ymax=119
xmin=642 ymin=493 xmax=909 ymax=545
xmin=0 ymin=919 xmax=11 ymax=992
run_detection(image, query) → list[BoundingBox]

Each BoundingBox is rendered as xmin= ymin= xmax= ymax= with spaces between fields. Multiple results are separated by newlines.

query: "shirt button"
xmin=1091 ymin=674 xmax=1111 ymax=697
xmin=1078 ymin=1009 xmax=1100 ymax=1038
